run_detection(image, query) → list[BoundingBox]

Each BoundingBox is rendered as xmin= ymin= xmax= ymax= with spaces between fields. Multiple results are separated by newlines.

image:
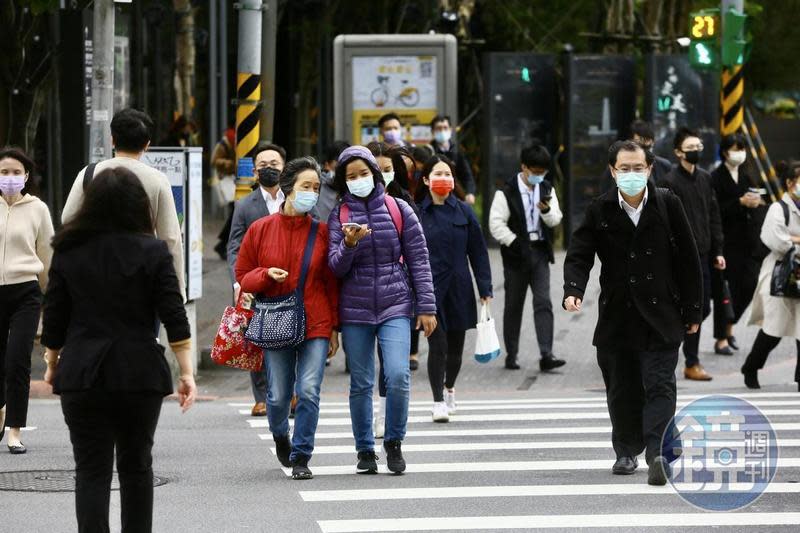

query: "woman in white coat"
xmin=743 ymin=161 xmax=800 ymax=390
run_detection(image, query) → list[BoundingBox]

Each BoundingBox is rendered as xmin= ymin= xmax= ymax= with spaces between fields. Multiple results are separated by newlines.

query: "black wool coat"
xmin=563 ymin=183 xmax=703 ymax=350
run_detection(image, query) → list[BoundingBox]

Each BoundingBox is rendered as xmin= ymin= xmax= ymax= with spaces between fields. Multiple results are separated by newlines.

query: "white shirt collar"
xmin=260 ymin=187 xmax=284 ymax=202
xmin=618 ymin=187 xmax=648 ymax=224
xmin=517 ymin=173 xmax=533 ymax=194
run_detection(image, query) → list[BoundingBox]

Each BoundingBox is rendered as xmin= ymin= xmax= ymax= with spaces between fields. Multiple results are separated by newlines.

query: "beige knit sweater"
xmin=0 ymin=193 xmax=54 ymax=291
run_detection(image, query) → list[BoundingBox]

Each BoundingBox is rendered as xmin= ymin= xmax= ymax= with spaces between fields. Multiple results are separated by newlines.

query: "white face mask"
xmin=727 ymin=150 xmax=746 ymax=167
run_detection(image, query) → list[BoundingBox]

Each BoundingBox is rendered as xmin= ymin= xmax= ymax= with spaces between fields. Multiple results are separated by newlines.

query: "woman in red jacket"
xmin=235 ymin=156 xmax=339 ymax=480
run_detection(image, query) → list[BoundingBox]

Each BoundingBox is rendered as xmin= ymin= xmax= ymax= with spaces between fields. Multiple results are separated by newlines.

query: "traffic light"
xmin=721 ymin=8 xmax=749 ymax=67
xmin=688 ymin=9 xmax=720 ymax=70
xmin=521 ymin=67 xmax=531 ymax=83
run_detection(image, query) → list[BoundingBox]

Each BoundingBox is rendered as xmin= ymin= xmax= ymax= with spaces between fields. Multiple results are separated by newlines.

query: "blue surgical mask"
xmin=346 ymin=176 xmax=375 ymax=198
xmin=527 ymin=173 xmax=545 ymax=186
xmin=291 ymin=190 xmax=319 ymax=213
xmin=382 ymin=171 xmax=395 ymax=186
xmin=616 ymin=172 xmax=648 ymax=196
xmin=433 ymin=130 xmax=451 ymax=144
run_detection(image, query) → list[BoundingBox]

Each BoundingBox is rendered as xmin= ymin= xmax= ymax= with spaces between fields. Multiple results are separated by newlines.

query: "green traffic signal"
xmin=721 ymin=9 xmax=749 ymax=67
xmin=521 ymin=67 xmax=531 ymax=83
xmin=689 ymin=41 xmax=718 ymax=69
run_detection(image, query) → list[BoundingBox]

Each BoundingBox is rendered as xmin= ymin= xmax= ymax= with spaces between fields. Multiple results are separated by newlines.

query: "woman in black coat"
xmin=42 ymin=167 xmax=196 ymax=533
xmin=710 ymin=133 xmax=767 ymax=354
xmin=415 ymin=155 xmax=493 ymax=422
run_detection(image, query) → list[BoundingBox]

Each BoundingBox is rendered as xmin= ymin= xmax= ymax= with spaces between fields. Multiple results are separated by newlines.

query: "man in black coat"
xmin=600 ymin=120 xmax=673 ymax=191
xmin=563 ymin=140 xmax=702 ymax=486
xmin=429 ymin=115 xmax=477 ymax=204
xmin=658 ymin=127 xmax=725 ymax=381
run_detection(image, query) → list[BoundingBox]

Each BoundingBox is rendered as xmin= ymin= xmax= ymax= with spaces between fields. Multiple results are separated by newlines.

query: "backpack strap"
xmin=82 ymin=162 xmax=98 ymax=192
xmin=653 ymin=187 xmax=678 ymax=251
xmin=780 ymin=200 xmax=790 ymax=227
xmin=338 ymin=203 xmax=350 ymax=224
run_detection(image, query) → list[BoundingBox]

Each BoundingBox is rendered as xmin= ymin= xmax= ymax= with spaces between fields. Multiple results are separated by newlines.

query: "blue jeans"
xmin=263 ymin=338 xmax=328 ymax=461
xmin=342 ymin=317 xmax=411 ymax=451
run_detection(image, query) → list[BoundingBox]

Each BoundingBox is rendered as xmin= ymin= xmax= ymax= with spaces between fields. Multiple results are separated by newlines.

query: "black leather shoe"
xmin=728 ymin=336 xmax=739 ymax=350
xmin=742 ymin=367 xmax=760 ymax=389
xmin=274 ymin=435 xmax=292 ymax=467
xmin=409 ymin=356 xmax=419 ymax=371
xmin=504 ymin=356 xmax=520 ymax=370
xmin=612 ymin=456 xmax=638 ymax=475
xmin=8 ymin=443 xmax=26 ymax=455
xmin=539 ymin=354 xmax=566 ymax=372
xmin=648 ymin=456 xmax=671 ymax=486
xmin=213 ymin=241 xmax=227 ymax=261
xmin=714 ymin=344 xmax=734 ymax=356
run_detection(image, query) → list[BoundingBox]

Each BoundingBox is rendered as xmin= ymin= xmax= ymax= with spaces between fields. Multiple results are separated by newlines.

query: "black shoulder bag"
xmin=769 ymin=201 xmax=800 ymax=298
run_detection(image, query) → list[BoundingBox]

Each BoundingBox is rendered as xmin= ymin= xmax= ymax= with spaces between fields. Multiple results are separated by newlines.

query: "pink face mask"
xmin=0 ymin=175 xmax=25 ymax=196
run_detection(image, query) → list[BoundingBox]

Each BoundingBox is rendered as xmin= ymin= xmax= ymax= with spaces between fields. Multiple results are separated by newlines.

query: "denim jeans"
xmin=263 ymin=337 xmax=328 ymax=461
xmin=342 ymin=317 xmax=411 ymax=451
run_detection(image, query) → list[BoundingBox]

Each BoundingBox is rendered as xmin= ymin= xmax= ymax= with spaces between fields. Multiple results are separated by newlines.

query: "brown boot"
xmin=684 ymin=364 xmax=712 ymax=381
xmin=251 ymin=402 xmax=267 ymax=417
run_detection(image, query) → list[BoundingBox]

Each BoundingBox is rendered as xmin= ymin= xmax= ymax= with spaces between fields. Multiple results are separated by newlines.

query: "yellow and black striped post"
xmin=235 ymin=73 xmax=262 ymax=199
xmin=721 ymin=65 xmax=744 ymax=135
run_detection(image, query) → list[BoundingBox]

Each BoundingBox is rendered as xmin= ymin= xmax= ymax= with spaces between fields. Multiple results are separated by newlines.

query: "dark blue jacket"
xmin=419 ymin=193 xmax=493 ymax=331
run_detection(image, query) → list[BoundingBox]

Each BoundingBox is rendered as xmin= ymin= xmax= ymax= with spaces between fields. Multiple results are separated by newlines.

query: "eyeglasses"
xmin=682 ymin=143 xmax=704 ymax=152
xmin=614 ymin=166 xmax=649 ymax=173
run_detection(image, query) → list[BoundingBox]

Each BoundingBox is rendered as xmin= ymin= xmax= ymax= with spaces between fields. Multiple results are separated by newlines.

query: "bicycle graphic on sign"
xmin=370 ymin=76 xmax=421 ymax=108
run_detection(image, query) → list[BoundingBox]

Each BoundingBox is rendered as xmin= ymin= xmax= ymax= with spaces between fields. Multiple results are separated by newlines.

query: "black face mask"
xmin=258 ymin=167 xmax=280 ymax=187
xmin=683 ymin=150 xmax=701 ymax=165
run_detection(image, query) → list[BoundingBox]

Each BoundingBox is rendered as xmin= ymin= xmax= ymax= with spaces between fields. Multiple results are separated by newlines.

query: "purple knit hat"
xmin=337 ymin=145 xmax=381 ymax=175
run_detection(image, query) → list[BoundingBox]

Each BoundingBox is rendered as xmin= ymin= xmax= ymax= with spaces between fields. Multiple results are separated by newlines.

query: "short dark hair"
xmin=279 ymin=156 xmax=321 ymax=199
xmin=52 ymin=167 xmax=154 ymax=251
xmin=719 ymin=133 xmax=747 ymax=159
xmin=412 ymin=145 xmax=433 ymax=164
xmin=673 ymin=126 xmax=701 ymax=151
xmin=414 ymin=154 xmax=466 ymax=203
xmin=520 ymin=141 xmax=551 ymax=169
xmin=110 ymin=108 xmax=154 ymax=152
xmin=430 ymin=115 xmax=451 ymax=129
xmin=629 ymin=120 xmax=655 ymax=142
xmin=323 ymin=141 xmax=350 ymax=163
xmin=775 ymin=160 xmax=800 ymax=189
xmin=366 ymin=141 xmax=392 ymax=159
xmin=378 ymin=113 xmax=401 ymax=129
xmin=0 ymin=146 xmax=38 ymax=196
xmin=254 ymin=142 xmax=287 ymax=163
xmin=608 ymin=140 xmax=654 ymax=167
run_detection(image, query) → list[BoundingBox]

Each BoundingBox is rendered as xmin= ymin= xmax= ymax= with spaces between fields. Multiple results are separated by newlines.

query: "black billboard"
xmin=563 ymin=55 xmax=636 ymax=237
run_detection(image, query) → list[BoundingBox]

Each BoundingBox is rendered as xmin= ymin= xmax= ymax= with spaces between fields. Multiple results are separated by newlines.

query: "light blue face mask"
xmin=291 ymin=190 xmax=319 ymax=213
xmin=527 ymin=173 xmax=545 ymax=186
xmin=616 ymin=172 xmax=648 ymax=196
xmin=382 ymin=171 xmax=395 ymax=186
xmin=346 ymin=176 xmax=375 ymax=198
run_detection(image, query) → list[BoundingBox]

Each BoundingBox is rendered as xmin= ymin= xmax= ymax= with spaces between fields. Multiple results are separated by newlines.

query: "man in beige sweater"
xmin=62 ymin=108 xmax=185 ymax=298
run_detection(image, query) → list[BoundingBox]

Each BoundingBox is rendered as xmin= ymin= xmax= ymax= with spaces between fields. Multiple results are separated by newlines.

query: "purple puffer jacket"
xmin=328 ymin=184 xmax=436 ymax=325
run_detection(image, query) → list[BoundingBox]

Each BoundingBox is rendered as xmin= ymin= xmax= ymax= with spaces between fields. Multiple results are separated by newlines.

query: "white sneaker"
xmin=432 ymin=401 xmax=450 ymax=423
xmin=444 ymin=389 xmax=456 ymax=415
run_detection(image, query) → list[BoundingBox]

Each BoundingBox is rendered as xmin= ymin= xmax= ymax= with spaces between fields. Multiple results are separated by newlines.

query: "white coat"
xmin=748 ymin=194 xmax=800 ymax=338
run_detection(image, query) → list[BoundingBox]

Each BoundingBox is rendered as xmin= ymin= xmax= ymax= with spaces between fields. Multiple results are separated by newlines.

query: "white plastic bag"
xmin=474 ymin=302 xmax=501 ymax=363
xmin=218 ymin=175 xmax=236 ymax=205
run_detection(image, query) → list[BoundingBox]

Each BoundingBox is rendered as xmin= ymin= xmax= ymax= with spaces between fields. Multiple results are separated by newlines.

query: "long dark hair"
xmin=0 ymin=146 xmax=39 ymax=196
xmin=52 ymin=167 xmax=154 ymax=251
xmin=388 ymin=145 xmax=413 ymax=192
xmin=414 ymin=154 xmax=466 ymax=203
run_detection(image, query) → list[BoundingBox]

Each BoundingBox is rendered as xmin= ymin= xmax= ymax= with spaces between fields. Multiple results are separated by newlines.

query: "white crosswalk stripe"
xmin=230 ymin=391 xmax=800 ymax=531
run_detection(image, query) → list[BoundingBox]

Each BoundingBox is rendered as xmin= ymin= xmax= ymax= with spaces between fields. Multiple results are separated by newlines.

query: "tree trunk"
xmin=174 ymin=0 xmax=196 ymax=117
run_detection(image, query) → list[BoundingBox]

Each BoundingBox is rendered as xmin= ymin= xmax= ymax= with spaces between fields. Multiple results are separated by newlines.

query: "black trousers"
xmin=0 ymin=281 xmax=42 ymax=428
xmin=743 ymin=330 xmax=800 ymax=383
xmin=61 ymin=389 xmax=164 ymax=533
xmin=503 ymin=244 xmax=553 ymax=358
xmin=712 ymin=247 xmax=760 ymax=339
xmin=596 ymin=345 xmax=679 ymax=464
xmin=427 ymin=327 xmax=466 ymax=402
xmin=682 ymin=255 xmax=712 ymax=366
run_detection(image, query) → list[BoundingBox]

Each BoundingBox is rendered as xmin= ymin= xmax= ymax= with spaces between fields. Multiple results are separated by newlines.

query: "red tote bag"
xmin=211 ymin=297 xmax=264 ymax=372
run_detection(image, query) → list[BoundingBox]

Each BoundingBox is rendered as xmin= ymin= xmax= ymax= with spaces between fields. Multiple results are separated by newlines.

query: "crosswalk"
xmin=229 ymin=391 xmax=800 ymax=532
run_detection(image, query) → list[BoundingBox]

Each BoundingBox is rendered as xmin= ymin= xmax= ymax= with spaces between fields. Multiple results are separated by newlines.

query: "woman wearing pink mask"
xmin=0 ymin=147 xmax=54 ymax=454
xmin=414 ymin=155 xmax=493 ymax=422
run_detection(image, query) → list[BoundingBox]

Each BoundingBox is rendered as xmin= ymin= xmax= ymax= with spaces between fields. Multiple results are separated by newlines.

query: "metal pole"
xmin=260 ymin=0 xmax=277 ymax=141
xmin=88 ymin=0 xmax=115 ymax=163
xmin=720 ymin=0 xmax=744 ymax=135
xmin=234 ymin=0 xmax=264 ymax=198
xmin=209 ymin=0 xmax=218 ymax=151
xmin=219 ymin=0 xmax=228 ymax=131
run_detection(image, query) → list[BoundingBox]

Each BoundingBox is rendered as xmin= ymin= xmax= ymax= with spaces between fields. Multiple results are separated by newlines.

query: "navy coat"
xmin=419 ymin=194 xmax=493 ymax=331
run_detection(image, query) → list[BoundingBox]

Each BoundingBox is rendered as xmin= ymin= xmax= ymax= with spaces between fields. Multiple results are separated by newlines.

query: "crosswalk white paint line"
xmin=247 ymin=408 xmax=800 ymax=428
xmin=273 ymin=438 xmax=800 ymax=455
xmin=301 ymin=482 xmax=800 ymax=502
xmin=280 ymin=457 xmax=800 ymax=477
xmin=316 ymin=512 xmax=800 ymax=532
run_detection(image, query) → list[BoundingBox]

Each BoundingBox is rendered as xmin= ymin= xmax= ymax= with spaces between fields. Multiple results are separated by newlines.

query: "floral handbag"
xmin=211 ymin=295 xmax=264 ymax=371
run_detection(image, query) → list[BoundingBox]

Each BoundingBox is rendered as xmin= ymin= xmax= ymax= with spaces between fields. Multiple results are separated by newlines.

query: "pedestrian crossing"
xmin=229 ymin=391 xmax=800 ymax=532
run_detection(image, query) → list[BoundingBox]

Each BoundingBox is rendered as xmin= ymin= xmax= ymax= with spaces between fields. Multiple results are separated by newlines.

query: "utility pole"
xmin=720 ymin=0 xmax=744 ymax=135
xmin=88 ymin=0 xmax=115 ymax=163
xmin=234 ymin=0 xmax=264 ymax=199
xmin=260 ymin=0 xmax=278 ymax=141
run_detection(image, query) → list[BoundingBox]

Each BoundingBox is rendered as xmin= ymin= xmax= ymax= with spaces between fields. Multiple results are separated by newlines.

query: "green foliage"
xmin=19 ymin=0 xmax=60 ymax=16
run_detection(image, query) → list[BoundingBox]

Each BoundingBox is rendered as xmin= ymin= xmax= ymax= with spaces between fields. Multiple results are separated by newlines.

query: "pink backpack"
xmin=339 ymin=196 xmax=404 ymax=262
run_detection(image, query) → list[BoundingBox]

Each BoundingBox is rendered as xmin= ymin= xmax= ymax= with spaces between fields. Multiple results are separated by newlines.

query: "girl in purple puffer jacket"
xmin=328 ymin=146 xmax=437 ymax=475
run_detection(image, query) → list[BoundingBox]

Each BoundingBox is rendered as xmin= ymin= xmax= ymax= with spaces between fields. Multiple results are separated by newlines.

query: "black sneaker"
xmin=384 ymin=440 xmax=406 ymax=474
xmin=356 ymin=450 xmax=379 ymax=474
xmin=291 ymin=454 xmax=313 ymax=480
xmin=274 ymin=435 xmax=292 ymax=468
xmin=540 ymin=353 xmax=566 ymax=372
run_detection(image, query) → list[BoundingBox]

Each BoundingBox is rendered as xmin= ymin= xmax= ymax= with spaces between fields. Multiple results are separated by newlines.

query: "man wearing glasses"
xmin=659 ymin=127 xmax=725 ymax=382
xmin=563 ymin=140 xmax=702 ymax=485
